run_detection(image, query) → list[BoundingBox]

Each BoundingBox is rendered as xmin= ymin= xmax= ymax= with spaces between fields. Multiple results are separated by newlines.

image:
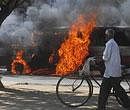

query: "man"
xmin=97 ymin=29 xmax=130 ymax=110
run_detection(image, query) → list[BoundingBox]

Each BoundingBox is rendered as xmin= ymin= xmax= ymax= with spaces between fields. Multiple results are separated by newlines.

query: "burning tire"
xmin=11 ymin=50 xmax=31 ymax=75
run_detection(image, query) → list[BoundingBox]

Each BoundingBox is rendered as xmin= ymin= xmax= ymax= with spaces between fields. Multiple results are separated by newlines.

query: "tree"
xmin=0 ymin=0 xmax=26 ymax=88
xmin=0 ymin=0 xmax=26 ymax=25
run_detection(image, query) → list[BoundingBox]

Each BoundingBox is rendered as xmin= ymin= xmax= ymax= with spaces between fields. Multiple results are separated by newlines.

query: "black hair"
xmin=105 ymin=29 xmax=115 ymax=38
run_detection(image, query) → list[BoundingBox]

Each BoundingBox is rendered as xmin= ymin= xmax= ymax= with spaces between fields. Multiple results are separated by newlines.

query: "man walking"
xmin=97 ymin=29 xmax=130 ymax=110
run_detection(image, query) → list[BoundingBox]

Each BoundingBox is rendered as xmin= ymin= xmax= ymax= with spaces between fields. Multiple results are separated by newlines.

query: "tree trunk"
xmin=0 ymin=0 xmax=18 ymax=88
xmin=0 ymin=0 xmax=25 ymax=88
xmin=0 ymin=0 xmax=17 ymax=25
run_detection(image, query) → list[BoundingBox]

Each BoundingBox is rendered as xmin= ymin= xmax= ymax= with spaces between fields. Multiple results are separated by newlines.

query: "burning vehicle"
xmin=1 ymin=0 xmax=130 ymax=76
xmin=3 ymin=26 xmax=130 ymax=75
xmin=1 ymin=16 xmax=130 ymax=76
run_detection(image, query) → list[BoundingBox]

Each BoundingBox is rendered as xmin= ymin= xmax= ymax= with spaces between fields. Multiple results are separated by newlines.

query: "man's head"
xmin=105 ymin=29 xmax=115 ymax=42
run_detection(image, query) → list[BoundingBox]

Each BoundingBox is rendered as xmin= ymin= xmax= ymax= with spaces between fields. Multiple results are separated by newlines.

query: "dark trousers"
xmin=97 ymin=77 xmax=130 ymax=110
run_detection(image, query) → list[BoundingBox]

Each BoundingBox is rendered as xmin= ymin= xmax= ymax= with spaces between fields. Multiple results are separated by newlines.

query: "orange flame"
xmin=56 ymin=15 xmax=96 ymax=76
xmin=11 ymin=50 xmax=31 ymax=74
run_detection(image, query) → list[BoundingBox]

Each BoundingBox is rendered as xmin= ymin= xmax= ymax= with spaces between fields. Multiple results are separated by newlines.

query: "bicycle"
xmin=56 ymin=57 xmax=130 ymax=107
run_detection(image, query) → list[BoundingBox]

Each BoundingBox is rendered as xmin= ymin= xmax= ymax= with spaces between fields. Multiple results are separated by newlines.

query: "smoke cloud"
xmin=0 ymin=0 xmax=129 ymax=49
xmin=121 ymin=0 xmax=130 ymax=25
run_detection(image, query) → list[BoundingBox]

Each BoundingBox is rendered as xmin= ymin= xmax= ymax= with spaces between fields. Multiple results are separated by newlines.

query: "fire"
xmin=11 ymin=50 xmax=31 ymax=74
xmin=56 ymin=15 xmax=96 ymax=76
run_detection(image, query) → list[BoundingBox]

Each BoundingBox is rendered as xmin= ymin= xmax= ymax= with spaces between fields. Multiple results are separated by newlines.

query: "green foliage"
xmin=0 ymin=0 xmax=9 ymax=6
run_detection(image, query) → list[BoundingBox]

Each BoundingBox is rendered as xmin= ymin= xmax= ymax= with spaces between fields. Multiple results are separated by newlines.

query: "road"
xmin=0 ymin=75 xmax=129 ymax=110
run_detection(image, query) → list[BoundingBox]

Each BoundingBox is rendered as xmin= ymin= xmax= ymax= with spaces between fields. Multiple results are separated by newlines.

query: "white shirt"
xmin=103 ymin=39 xmax=122 ymax=78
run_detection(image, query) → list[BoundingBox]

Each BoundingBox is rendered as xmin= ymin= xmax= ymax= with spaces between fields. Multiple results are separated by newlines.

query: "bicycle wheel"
xmin=56 ymin=74 xmax=93 ymax=107
xmin=116 ymin=75 xmax=130 ymax=106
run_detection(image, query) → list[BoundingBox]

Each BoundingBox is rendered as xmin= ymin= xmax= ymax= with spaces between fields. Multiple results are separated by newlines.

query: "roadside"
xmin=0 ymin=75 xmax=128 ymax=110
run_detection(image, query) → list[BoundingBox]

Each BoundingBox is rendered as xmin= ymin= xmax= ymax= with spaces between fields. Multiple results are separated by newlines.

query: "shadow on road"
xmin=0 ymin=88 xmax=125 ymax=110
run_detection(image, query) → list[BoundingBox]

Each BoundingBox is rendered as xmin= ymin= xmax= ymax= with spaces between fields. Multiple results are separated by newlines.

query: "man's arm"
xmin=103 ymin=43 xmax=112 ymax=61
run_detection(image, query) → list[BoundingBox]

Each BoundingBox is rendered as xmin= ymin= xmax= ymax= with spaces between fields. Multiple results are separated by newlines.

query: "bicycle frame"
xmin=81 ymin=57 xmax=130 ymax=94
xmin=56 ymin=57 xmax=130 ymax=107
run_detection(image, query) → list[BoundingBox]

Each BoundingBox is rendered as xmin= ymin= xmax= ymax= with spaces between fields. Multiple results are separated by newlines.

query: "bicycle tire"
xmin=115 ymin=75 xmax=130 ymax=106
xmin=56 ymin=74 xmax=93 ymax=107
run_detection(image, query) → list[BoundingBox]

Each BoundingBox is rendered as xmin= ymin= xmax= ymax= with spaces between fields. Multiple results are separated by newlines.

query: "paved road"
xmin=0 ymin=75 xmax=129 ymax=110
xmin=1 ymin=75 xmax=60 ymax=85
